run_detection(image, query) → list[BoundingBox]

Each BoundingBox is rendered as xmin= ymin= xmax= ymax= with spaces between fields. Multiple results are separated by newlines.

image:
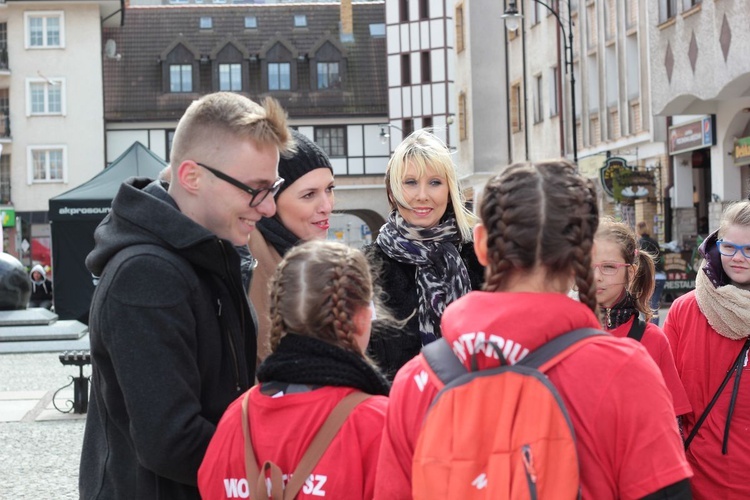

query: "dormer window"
xmin=268 ymin=62 xmax=290 ymax=90
xmin=294 ymin=15 xmax=307 ymax=27
xmin=317 ymin=62 xmax=340 ymax=89
xmin=200 ymin=17 xmax=212 ymax=29
xmin=170 ymin=65 xmax=192 ymax=92
xmin=161 ymin=41 xmax=199 ymax=94
xmin=219 ymin=63 xmax=241 ymax=91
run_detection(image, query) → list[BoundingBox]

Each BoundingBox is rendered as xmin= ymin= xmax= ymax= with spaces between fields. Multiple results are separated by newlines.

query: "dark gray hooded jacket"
xmin=79 ymin=178 xmax=257 ymax=500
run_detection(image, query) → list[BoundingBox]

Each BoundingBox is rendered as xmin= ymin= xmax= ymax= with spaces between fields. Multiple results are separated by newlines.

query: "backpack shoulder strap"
xmin=244 ymin=390 xmax=372 ymax=499
xmin=627 ymin=318 xmax=647 ymax=342
xmin=518 ymin=328 xmax=607 ymax=372
xmin=420 ymin=338 xmax=469 ymax=389
xmin=241 ymin=391 xmax=265 ymax=497
xmin=283 ymin=391 xmax=372 ymax=499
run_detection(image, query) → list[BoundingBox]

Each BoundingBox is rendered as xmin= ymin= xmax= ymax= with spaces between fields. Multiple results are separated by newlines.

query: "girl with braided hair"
xmin=199 ymin=240 xmax=390 ymax=500
xmin=374 ymin=161 xmax=691 ymax=499
xmin=593 ymin=218 xmax=691 ymax=418
xmin=365 ymin=130 xmax=484 ymax=379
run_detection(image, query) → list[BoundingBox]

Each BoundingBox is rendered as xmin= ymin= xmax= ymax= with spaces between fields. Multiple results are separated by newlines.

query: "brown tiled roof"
xmin=103 ymin=2 xmax=386 ymax=121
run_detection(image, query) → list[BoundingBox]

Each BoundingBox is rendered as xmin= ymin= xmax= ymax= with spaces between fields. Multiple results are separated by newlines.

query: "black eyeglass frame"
xmin=195 ymin=161 xmax=284 ymax=208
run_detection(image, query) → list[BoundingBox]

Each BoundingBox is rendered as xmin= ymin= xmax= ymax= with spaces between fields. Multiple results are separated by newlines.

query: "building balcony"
xmin=0 ymin=114 xmax=11 ymax=141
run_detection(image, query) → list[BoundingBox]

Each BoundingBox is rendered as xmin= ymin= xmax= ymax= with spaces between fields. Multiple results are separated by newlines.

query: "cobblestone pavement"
xmin=0 ymin=353 xmax=89 ymax=500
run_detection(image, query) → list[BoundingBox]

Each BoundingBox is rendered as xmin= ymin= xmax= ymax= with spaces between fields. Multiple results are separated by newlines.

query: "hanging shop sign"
xmin=0 ymin=206 xmax=15 ymax=228
xmin=668 ymin=115 xmax=716 ymax=156
xmin=599 ymin=158 xmax=656 ymax=202
xmin=734 ymin=136 xmax=750 ymax=167
xmin=600 ymin=157 xmax=631 ymax=197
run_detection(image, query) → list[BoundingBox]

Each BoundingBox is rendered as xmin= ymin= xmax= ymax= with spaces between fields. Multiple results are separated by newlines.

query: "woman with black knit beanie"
xmin=249 ymin=129 xmax=335 ymax=366
xmin=199 ymin=240 xmax=390 ymax=500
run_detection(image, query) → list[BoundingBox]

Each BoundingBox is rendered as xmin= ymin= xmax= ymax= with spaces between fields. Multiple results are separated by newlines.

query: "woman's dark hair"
xmin=478 ymin=160 xmax=599 ymax=313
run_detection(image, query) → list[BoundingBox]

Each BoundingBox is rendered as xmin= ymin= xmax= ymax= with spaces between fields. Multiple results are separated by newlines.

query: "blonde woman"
xmin=364 ymin=130 xmax=484 ymax=378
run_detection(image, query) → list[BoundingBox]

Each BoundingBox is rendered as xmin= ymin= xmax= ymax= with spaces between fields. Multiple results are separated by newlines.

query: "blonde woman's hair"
xmin=385 ymin=130 xmax=477 ymax=241
xmin=268 ymin=240 xmax=373 ymax=356
xmin=719 ymin=200 xmax=750 ymax=238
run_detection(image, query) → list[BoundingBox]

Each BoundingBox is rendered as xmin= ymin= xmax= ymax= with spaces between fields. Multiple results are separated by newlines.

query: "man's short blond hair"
xmin=170 ymin=93 xmax=292 ymax=168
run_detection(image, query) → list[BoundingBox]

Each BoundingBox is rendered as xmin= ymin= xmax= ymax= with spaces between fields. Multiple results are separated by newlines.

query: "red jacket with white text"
xmin=374 ymin=292 xmax=692 ymax=500
xmin=199 ymin=386 xmax=387 ymax=500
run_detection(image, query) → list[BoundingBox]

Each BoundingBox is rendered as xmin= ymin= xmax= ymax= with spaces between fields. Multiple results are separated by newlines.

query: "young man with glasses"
xmin=80 ymin=92 xmax=292 ymax=500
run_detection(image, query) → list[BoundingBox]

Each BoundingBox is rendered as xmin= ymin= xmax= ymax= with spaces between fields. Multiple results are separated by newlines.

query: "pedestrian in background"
xmin=376 ymin=161 xmax=691 ymax=499
xmin=594 ymin=218 xmax=691 ymax=419
xmin=248 ymin=129 xmax=335 ymax=366
xmin=28 ymin=264 xmax=53 ymax=310
xmin=199 ymin=240 xmax=389 ymax=500
xmin=80 ymin=92 xmax=292 ymax=500
xmin=364 ymin=130 xmax=484 ymax=379
xmin=664 ymin=200 xmax=750 ymax=499
xmin=638 ymin=221 xmax=666 ymax=324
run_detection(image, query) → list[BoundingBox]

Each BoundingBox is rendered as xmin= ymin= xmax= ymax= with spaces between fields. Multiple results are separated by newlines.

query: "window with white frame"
xmin=200 ymin=17 xmax=213 ymax=29
xmin=25 ymin=11 xmax=64 ymax=49
xmin=317 ymin=62 xmax=340 ymax=89
xmin=26 ymin=78 xmax=64 ymax=116
xmin=314 ymin=127 xmax=346 ymax=157
xmin=244 ymin=16 xmax=257 ymax=28
xmin=549 ymin=66 xmax=559 ymax=117
xmin=170 ymin=64 xmax=192 ymax=92
xmin=28 ymin=146 xmax=65 ymax=183
xmin=294 ymin=15 xmax=307 ymax=27
xmin=219 ymin=63 xmax=242 ymax=91
xmin=268 ymin=62 xmax=291 ymax=90
xmin=533 ymin=74 xmax=543 ymax=123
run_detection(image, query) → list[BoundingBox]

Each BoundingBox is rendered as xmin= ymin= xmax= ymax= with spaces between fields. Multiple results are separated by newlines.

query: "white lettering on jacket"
xmin=221 ymin=474 xmax=328 ymax=498
xmin=451 ymin=332 xmax=529 ymax=366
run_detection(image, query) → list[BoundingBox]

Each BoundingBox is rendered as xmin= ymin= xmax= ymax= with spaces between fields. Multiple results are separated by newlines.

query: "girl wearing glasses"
xmin=593 ymin=218 xmax=690 ymax=418
xmin=249 ymin=130 xmax=336 ymax=366
xmin=364 ymin=130 xmax=484 ymax=379
xmin=664 ymin=200 xmax=750 ymax=499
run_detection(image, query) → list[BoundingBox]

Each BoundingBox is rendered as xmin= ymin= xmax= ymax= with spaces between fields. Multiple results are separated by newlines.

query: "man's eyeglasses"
xmin=593 ymin=262 xmax=631 ymax=276
xmin=196 ymin=162 xmax=284 ymax=208
xmin=716 ymin=240 xmax=750 ymax=259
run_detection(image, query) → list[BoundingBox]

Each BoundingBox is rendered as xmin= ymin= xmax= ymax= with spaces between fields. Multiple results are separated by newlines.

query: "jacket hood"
xmin=699 ymin=229 xmax=730 ymax=288
xmin=30 ymin=264 xmax=46 ymax=280
xmin=86 ymin=177 xmax=236 ymax=278
xmin=440 ymin=291 xmax=601 ymax=371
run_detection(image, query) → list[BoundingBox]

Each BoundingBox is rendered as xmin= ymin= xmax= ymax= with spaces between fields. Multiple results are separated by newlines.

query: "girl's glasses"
xmin=593 ymin=262 xmax=631 ymax=276
xmin=716 ymin=240 xmax=750 ymax=259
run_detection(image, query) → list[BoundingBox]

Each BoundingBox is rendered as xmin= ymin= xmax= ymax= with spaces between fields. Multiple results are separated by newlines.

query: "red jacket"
xmin=664 ymin=290 xmax=750 ymax=499
xmin=609 ymin=317 xmax=692 ymax=416
xmin=199 ymin=386 xmax=387 ymax=500
xmin=375 ymin=292 xmax=691 ymax=500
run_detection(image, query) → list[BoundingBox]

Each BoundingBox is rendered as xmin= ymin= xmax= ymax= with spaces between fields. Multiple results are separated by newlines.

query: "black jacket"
xmin=364 ymin=240 xmax=485 ymax=379
xmin=80 ymin=178 xmax=257 ymax=500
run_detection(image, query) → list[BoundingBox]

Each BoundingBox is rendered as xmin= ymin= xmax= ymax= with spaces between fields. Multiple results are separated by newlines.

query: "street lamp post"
xmin=502 ymin=0 xmax=578 ymax=163
xmin=379 ymin=123 xmax=403 ymax=145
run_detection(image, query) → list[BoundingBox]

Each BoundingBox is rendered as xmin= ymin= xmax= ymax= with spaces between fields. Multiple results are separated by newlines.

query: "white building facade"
xmin=0 ymin=0 xmax=121 ymax=266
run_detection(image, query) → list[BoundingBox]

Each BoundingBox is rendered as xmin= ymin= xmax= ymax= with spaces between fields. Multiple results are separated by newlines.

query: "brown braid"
xmin=267 ymin=240 xmax=374 ymax=357
xmin=479 ymin=160 xmax=599 ymax=315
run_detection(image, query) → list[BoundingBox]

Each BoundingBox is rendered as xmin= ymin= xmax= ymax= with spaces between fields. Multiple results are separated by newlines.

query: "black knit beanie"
xmin=277 ymin=130 xmax=333 ymax=196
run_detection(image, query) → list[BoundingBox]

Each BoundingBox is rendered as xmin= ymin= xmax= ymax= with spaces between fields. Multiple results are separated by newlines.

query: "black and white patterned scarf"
xmin=376 ymin=211 xmax=471 ymax=344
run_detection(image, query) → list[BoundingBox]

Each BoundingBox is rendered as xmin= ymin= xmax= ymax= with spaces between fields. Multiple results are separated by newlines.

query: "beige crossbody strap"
xmin=241 ymin=392 xmax=265 ymax=496
xmin=242 ymin=390 xmax=371 ymax=500
xmin=283 ymin=391 xmax=371 ymax=499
